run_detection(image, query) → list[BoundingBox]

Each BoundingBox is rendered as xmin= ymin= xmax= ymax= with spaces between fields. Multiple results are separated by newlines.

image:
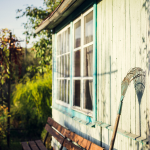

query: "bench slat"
xmin=63 ymin=139 xmax=82 ymax=150
xmin=21 ymin=142 xmax=31 ymax=150
xmin=45 ymin=124 xmax=64 ymax=145
xmin=28 ymin=141 xmax=39 ymax=150
xmin=47 ymin=117 xmax=105 ymax=150
xmin=35 ymin=140 xmax=47 ymax=150
xmin=45 ymin=124 xmax=82 ymax=150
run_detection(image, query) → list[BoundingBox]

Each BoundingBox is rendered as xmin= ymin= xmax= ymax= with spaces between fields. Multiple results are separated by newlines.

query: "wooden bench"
xmin=21 ymin=117 xmax=105 ymax=150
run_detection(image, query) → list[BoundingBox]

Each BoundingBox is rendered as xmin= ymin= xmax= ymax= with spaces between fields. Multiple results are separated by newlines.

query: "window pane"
xmin=84 ymin=11 xmax=93 ymax=44
xmin=62 ymin=56 xmax=64 ymax=77
xmin=74 ymin=50 xmax=80 ymax=77
xmin=57 ymin=80 xmax=60 ymax=100
xmin=83 ymin=80 xmax=93 ymax=110
xmin=62 ymin=80 xmax=64 ymax=101
xmin=68 ymin=54 xmax=70 ymax=77
xmin=63 ymin=32 xmax=66 ymax=54
xmin=84 ymin=45 xmax=93 ymax=77
xmin=68 ymin=80 xmax=70 ymax=104
xmin=60 ymin=33 xmax=63 ymax=54
xmin=68 ymin=28 xmax=70 ymax=52
xmin=64 ymin=79 xmax=67 ymax=102
xmin=74 ymin=20 xmax=81 ymax=48
xmin=57 ymin=58 xmax=60 ymax=77
xmin=74 ymin=80 xmax=80 ymax=107
xmin=59 ymin=80 xmax=62 ymax=100
xmin=65 ymin=55 xmax=67 ymax=77
xmin=57 ymin=34 xmax=61 ymax=55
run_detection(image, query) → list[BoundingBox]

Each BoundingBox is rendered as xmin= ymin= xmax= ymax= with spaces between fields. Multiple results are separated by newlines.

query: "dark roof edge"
xmin=35 ymin=0 xmax=85 ymax=34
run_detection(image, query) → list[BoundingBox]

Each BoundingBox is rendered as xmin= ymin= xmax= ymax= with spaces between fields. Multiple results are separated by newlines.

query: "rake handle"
xmin=109 ymin=114 xmax=120 ymax=150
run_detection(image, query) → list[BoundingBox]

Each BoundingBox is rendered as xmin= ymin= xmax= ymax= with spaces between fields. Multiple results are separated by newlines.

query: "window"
xmin=56 ymin=7 xmax=93 ymax=113
xmin=57 ymin=25 xmax=70 ymax=105
xmin=73 ymin=8 xmax=93 ymax=112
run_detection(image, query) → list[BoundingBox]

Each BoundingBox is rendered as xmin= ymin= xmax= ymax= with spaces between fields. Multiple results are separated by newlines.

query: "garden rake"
xmin=109 ymin=67 xmax=145 ymax=150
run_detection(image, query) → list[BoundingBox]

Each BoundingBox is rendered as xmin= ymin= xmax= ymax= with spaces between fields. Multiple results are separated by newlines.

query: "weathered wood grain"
xmin=28 ymin=141 xmax=39 ymax=150
xmin=35 ymin=140 xmax=48 ymax=150
xmin=21 ymin=142 xmax=31 ymax=150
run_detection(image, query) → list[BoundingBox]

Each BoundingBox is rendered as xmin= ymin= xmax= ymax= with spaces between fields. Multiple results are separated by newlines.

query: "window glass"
xmin=83 ymin=80 xmax=93 ymax=110
xmin=68 ymin=54 xmax=70 ymax=77
xmin=74 ymin=20 xmax=81 ymax=48
xmin=57 ymin=58 xmax=60 ymax=77
xmin=56 ymin=26 xmax=70 ymax=104
xmin=65 ymin=55 xmax=67 ymax=77
xmin=74 ymin=50 xmax=81 ymax=77
xmin=68 ymin=80 xmax=70 ymax=104
xmin=64 ymin=79 xmax=67 ymax=103
xmin=74 ymin=80 xmax=80 ymax=107
xmin=84 ymin=11 xmax=93 ymax=44
xmin=62 ymin=55 xmax=64 ymax=77
xmin=83 ymin=45 xmax=93 ymax=77
xmin=68 ymin=28 xmax=70 ymax=52
xmin=63 ymin=32 xmax=66 ymax=53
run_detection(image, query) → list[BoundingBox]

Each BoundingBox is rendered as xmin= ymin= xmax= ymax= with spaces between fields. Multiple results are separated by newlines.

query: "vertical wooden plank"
xmin=119 ymin=0 xmax=131 ymax=134
xmin=102 ymin=128 xmax=109 ymax=150
xmin=111 ymin=0 xmax=118 ymax=128
xmin=130 ymin=0 xmax=137 ymax=137
xmin=146 ymin=0 xmax=150 ymax=147
xmin=97 ymin=0 xmax=102 ymax=123
xmin=117 ymin=134 xmax=123 ymax=150
xmin=105 ymin=0 xmax=112 ymax=126
xmin=125 ymin=0 xmax=133 ymax=138
xmin=101 ymin=0 xmax=106 ymax=125
xmin=97 ymin=0 xmax=102 ymax=122
xmin=139 ymin=0 xmax=147 ymax=139
xmin=105 ymin=0 xmax=109 ymax=126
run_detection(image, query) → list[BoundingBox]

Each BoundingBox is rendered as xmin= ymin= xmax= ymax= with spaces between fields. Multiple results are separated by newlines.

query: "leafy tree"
xmin=16 ymin=0 xmax=61 ymax=74
xmin=0 ymin=29 xmax=23 ymax=104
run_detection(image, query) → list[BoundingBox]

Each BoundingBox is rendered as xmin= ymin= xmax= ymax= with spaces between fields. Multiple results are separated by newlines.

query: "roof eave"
xmin=35 ymin=0 xmax=86 ymax=34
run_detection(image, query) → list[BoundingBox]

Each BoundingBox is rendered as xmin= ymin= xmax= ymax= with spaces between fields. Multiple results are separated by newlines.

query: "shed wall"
xmin=51 ymin=0 xmax=150 ymax=149
xmin=97 ymin=0 xmax=150 ymax=149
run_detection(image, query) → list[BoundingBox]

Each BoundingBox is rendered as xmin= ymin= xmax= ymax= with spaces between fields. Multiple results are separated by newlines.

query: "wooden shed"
xmin=35 ymin=0 xmax=150 ymax=149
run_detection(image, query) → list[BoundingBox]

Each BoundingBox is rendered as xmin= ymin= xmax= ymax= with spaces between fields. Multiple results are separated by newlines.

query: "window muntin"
xmin=56 ymin=7 xmax=93 ymax=113
xmin=57 ymin=25 xmax=70 ymax=104
xmin=73 ymin=8 xmax=93 ymax=112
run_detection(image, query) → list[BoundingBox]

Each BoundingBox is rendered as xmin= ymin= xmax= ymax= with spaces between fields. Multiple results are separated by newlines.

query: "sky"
xmin=0 ymin=0 xmax=45 ymax=48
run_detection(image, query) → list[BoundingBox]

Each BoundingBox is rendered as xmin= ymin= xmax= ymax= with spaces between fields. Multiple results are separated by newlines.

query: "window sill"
xmin=71 ymin=106 xmax=93 ymax=117
xmin=51 ymin=106 xmax=95 ymax=127
xmin=56 ymin=99 xmax=70 ymax=107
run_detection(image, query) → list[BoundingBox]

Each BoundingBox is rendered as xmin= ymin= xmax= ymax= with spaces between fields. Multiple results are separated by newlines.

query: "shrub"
xmin=11 ymin=71 xmax=52 ymax=134
xmin=0 ymin=105 xmax=8 ymax=141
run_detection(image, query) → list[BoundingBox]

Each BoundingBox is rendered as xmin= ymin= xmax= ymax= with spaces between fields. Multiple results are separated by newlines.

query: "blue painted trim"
xmin=93 ymin=0 xmax=97 ymax=121
xmin=53 ymin=103 xmax=93 ymax=123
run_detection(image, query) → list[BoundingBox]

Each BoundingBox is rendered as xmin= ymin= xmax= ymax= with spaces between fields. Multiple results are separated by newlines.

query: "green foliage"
xmin=11 ymin=70 xmax=52 ymax=133
xmin=0 ymin=105 xmax=8 ymax=141
xmin=16 ymin=0 xmax=61 ymax=75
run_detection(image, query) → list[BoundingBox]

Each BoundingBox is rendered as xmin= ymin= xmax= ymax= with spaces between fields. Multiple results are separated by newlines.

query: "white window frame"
xmin=72 ymin=7 xmax=93 ymax=116
xmin=56 ymin=24 xmax=71 ymax=108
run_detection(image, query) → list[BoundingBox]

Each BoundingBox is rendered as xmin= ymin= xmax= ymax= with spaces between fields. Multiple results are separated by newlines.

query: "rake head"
xmin=121 ymin=67 xmax=145 ymax=97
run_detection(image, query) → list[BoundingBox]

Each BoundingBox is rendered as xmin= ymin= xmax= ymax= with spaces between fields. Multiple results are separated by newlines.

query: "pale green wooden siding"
xmin=97 ymin=0 xmax=150 ymax=149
